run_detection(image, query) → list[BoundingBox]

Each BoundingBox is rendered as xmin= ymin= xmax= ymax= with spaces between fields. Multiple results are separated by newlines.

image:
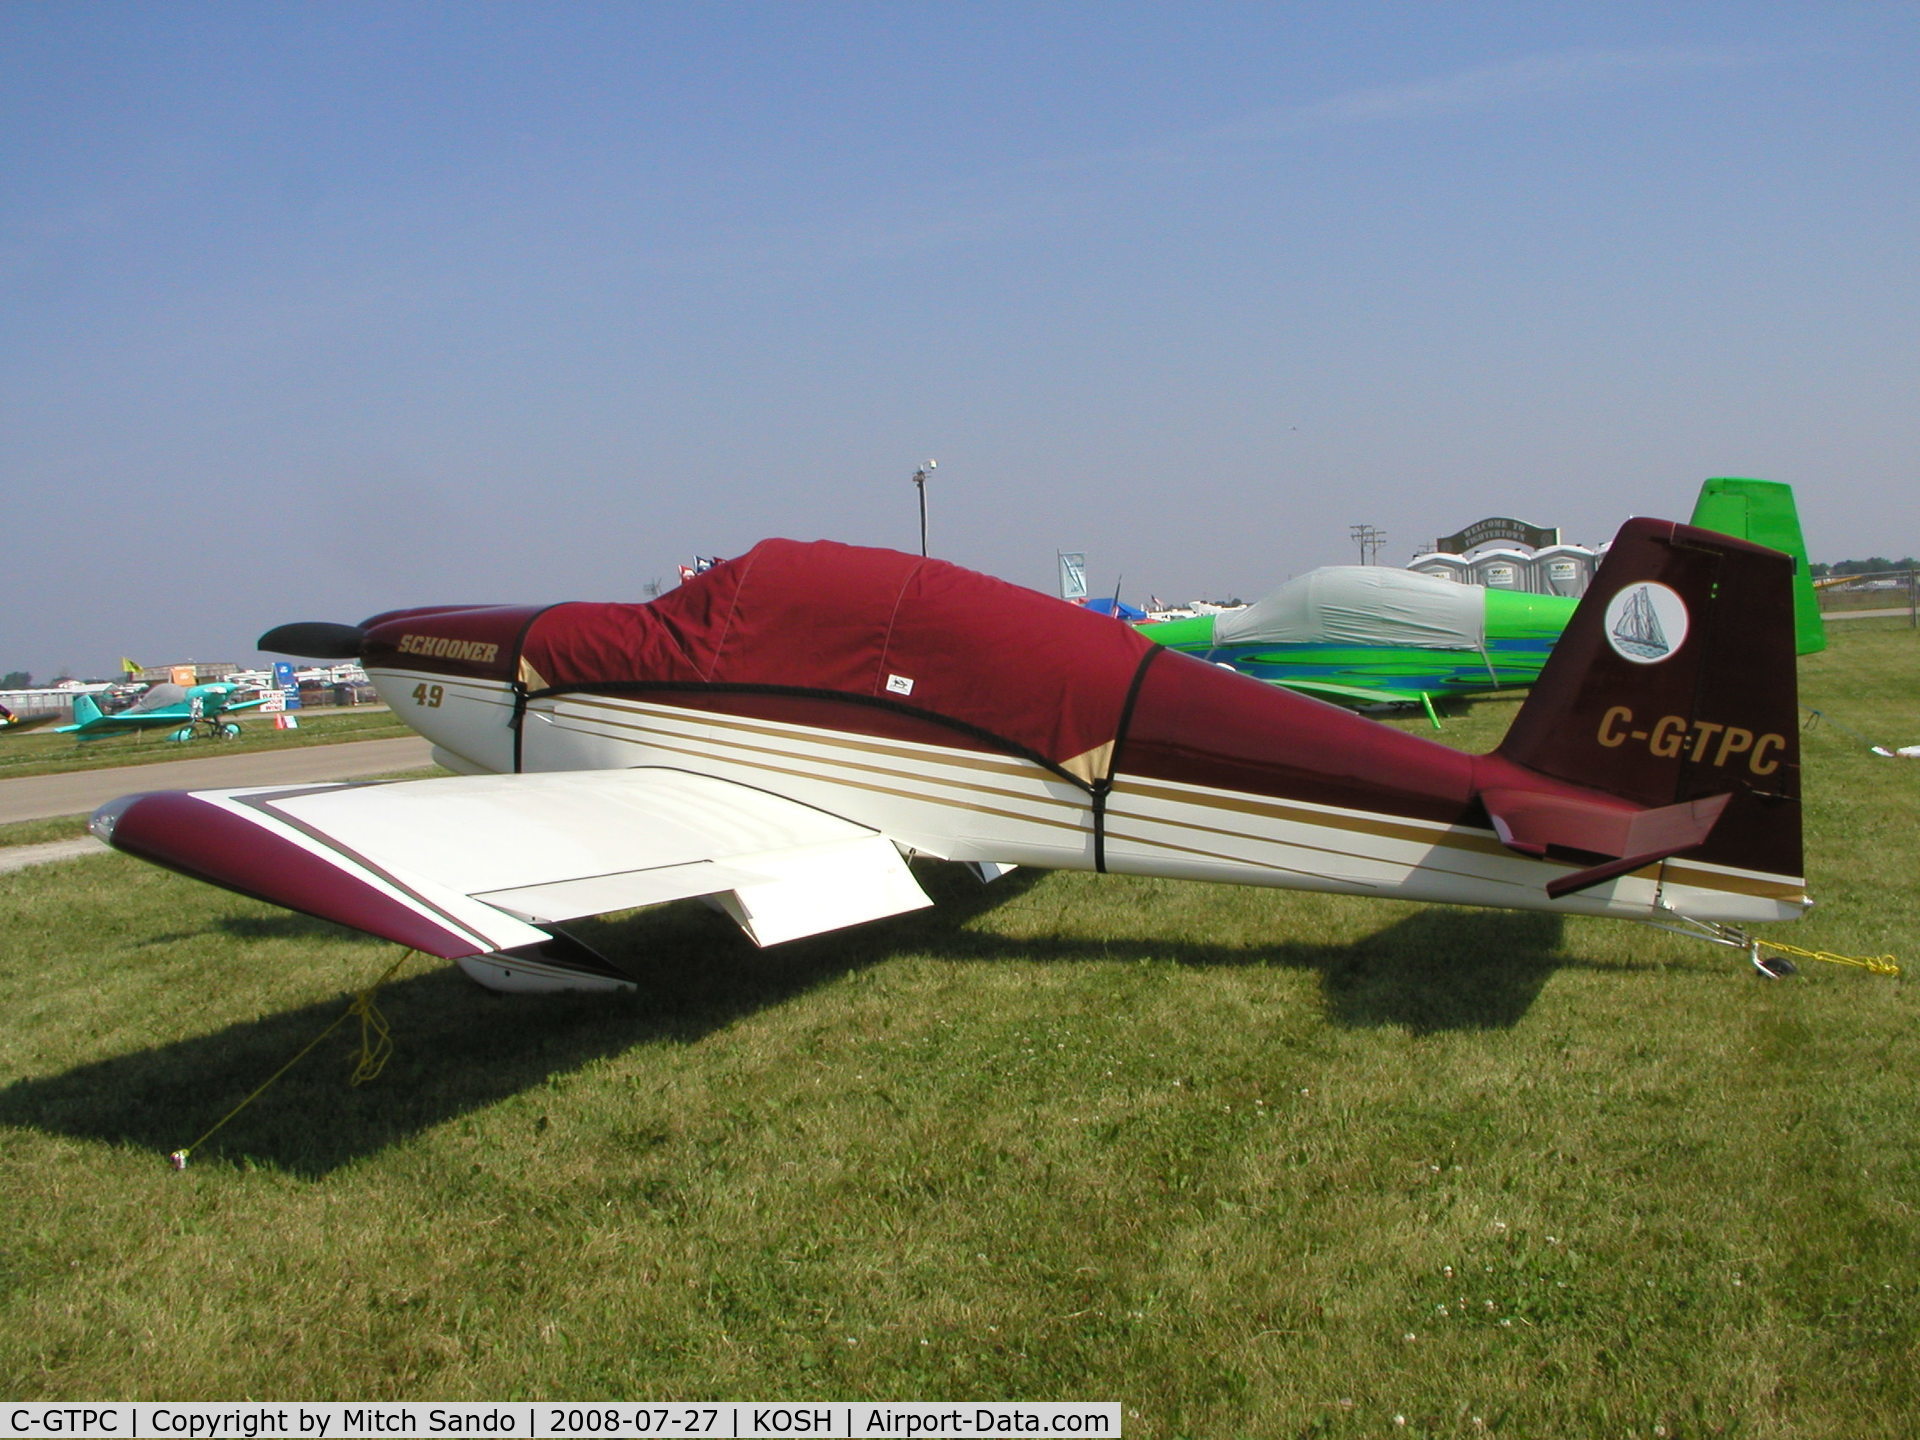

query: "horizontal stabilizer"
xmin=1478 ymin=787 xmax=1731 ymax=862
xmin=1478 ymin=783 xmax=1732 ymax=897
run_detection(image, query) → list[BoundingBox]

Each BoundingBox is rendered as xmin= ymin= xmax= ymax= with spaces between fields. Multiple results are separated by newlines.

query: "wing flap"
xmin=709 ymin=835 xmax=935 ymax=946
xmin=476 ymin=858 xmax=782 ymax=924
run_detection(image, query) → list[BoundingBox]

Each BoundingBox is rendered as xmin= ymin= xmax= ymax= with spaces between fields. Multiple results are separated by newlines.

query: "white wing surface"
xmin=92 ymin=767 xmax=934 ymax=970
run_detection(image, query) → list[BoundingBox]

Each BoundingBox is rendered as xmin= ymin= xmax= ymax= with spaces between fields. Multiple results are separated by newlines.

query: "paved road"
xmin=0 ymin=736 xmax=436 ymax=825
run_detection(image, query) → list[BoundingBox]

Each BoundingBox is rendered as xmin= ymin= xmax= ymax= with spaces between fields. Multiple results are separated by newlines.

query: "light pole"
xmin=912 ymin=460 xmax=937 ymax=556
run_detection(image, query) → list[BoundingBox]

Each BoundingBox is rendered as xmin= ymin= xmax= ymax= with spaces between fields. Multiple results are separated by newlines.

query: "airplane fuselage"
xmin=363 ymin=599 xmax=1805 ymax=931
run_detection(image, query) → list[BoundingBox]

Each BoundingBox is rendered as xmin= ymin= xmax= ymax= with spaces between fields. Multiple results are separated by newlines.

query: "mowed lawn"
xmin=2 ymin=622 xmax=1916 ymax=1436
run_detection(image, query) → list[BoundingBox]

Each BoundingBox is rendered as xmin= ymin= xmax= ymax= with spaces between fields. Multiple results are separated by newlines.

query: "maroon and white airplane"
xmin=92 ymin=518 xmax=1807 ymax=992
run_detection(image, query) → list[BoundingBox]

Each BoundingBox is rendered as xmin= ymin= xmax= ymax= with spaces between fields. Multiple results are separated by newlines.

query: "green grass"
xmin=0 ymin=815 xmax=97 ymax=848
xmin=0 ymin=706 xmax=415 ymax=783
xmin=2 ymin=626 xmax=1917 ymax=1434
xmin=1818 ymin=586 xmax=1917 ymax=614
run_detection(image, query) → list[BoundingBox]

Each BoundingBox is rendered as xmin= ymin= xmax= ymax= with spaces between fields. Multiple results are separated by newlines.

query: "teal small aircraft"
xmin=56 ymin=682 xmax=272 ymax=742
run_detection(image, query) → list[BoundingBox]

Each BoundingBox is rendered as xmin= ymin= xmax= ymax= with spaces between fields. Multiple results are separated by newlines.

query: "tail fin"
xmin=1491 ymin=517 xmax=1801 ymax=885
xmin=1688 ymin=476 xmax=1825 ymax=655
xmin=71 ymin=694 xmax=104 ymax=727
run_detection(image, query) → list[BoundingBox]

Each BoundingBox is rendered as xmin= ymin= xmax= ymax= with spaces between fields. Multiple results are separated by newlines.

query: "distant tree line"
xmin=1810 ymin=558 xmax=1919 ymax=578
xmin=5 ymin=670 xmax=104 ymax=688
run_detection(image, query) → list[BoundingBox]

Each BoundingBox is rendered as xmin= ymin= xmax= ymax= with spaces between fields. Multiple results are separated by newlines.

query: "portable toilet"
xmin=1407 ymin=551 xmax=1470 ymax=584
xmin=1468 ymin=547 xmax=1531 ymax=591
xmin=1532 ymin=544 xmax=1597 ymax=597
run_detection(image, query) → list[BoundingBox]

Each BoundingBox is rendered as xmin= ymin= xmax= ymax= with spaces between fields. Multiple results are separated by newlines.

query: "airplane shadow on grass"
xmin=1 ymin=864 xmax=1595 ymax=1177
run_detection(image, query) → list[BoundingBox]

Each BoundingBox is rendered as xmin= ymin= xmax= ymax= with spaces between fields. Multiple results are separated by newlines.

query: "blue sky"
xmin=5 ymin=2 xmax=1916 ymax=679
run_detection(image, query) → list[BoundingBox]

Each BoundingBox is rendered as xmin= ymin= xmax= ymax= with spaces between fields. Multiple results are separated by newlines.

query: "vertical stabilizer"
xmin=1689 ymin=477 xmax=1825 ymax=655
xmin=1494 ymin=518 xmax=1801 ymax=882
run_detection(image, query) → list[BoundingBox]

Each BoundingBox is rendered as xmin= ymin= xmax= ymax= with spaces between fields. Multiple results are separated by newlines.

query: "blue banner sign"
xmin=273 ymin=660 xmax=302 ymax=710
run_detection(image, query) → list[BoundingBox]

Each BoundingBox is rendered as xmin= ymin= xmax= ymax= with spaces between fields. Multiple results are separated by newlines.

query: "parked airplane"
xmin=57 ymin=682 xmax=271 ymax=741
xmin=0 ymin=702 xmax=58 ymax=734
xmin=1138 ymin=477 xmax=1819 ymax=719
xmin=92 ymin=518 xmax=1804 ymax=993
xmin=1135 ymin=569 xmax=1574 ymax=722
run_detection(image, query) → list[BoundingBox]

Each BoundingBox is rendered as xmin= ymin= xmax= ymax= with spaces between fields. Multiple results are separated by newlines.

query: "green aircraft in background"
xmin=1689 ymin=477 xmax=1825 ymax=655
xmin=1136 ymin=477 xmax=1821 ymax=722
xmin=1135 ymin=569 xmax=1577 ymax=723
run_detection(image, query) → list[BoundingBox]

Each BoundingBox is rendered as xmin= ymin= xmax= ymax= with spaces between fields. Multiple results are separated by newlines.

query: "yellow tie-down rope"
xmin=1644 ymin=906 xmax=1903 ymax=980
xmin=168 ymin=949 xmax=416 ymax=1171
xmin=1752 ymin=937 xmax=1901 ymax=979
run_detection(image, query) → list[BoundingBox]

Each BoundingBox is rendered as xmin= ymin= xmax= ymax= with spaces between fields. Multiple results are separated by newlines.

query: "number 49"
xmin=411 ymin=683 xmax=444 ymax=708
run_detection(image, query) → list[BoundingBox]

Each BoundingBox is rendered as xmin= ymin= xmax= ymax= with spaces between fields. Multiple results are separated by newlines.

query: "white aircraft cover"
xmin=1211 ymin=566 xmax=1488 ymax=651
xmin=172 ymin=767 xmax=934 ymax=952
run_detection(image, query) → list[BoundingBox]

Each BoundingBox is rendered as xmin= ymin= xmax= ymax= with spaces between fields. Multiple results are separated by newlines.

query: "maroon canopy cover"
xmin=520 ymin=539 xmax=1158 ymax=782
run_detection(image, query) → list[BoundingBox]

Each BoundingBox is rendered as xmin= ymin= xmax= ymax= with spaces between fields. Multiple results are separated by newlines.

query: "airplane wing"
xmin=91 ymin=768 xmax=934 ymax=990
xmin=1260 ymin=677 xmax=1448 ymax=729
xmin=1267 ymin=677 xmax=1423 ymax=708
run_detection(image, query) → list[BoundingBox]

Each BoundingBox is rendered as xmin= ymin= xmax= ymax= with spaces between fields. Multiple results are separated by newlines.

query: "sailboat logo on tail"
xmin=1603 ymin=581 xmax=1689 ymax=663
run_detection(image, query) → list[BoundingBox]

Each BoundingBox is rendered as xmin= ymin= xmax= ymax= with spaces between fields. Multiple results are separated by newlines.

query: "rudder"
xmin=1495 ymin=517 xmax=1801 ymax=883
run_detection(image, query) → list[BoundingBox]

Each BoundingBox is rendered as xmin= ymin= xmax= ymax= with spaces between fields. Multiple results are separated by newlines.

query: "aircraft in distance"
xmin=0 ymin=702 xmax=58 ymax=734
xmin=92 ymin=518 xmax=1805 ymax=994
xmin=1135 ymin=569 xmax=1575 ymax=723
xmin=57 ymin=682 xmax=271 ymax=742
xmin=1137 ymin=476 xmax=1819 ymax=719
